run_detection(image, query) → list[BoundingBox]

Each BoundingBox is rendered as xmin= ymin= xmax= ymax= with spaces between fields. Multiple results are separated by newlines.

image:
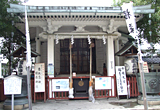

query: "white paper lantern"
xmin=124 ymin=58 xmax=137 ymax=75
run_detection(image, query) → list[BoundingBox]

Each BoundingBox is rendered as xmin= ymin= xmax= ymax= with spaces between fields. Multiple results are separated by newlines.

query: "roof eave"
xmin=7 ymin=3 xmax=155 ymax=14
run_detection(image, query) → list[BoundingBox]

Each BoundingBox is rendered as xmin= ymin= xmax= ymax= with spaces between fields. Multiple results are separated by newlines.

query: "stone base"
xmin=138 ymin=99 xmax=160 ymax=105
xmin=3 ymin=104 xmax=28 ymax=110
xmin=138 ymin=95 xmax=160 ymax=105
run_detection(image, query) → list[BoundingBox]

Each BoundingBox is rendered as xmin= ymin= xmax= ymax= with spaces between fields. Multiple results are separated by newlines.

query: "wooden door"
xmin=60 ymin=39 xmax=96 ymax=74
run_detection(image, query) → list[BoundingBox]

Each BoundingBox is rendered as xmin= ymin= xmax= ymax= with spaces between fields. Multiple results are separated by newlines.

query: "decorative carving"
xmin=78 ymin=80 xmax=84 ymax=87
xmin=39 ymin=32 xmax=47 ymax=39
xmin=74 ymin=25 xmax=86 ymax=32
xmin=99 ymin=19 xmax=119 ymax=33
xmin=40 ymin=26 xmax=47 ymax=32
xmin=47 ymin=25 xmax=61 ymax=33
xmin=149 ymin=79 xmax=158 ymax=89
xmin=109 ymin=19 xmax=114 ymax=30
xmin=98 ymin=25 xmax=107 ymax=32
xmin=106 ymin=19 xmax=119 ymax=33
xmin=47 ymin=18 xmax=62 ymax=33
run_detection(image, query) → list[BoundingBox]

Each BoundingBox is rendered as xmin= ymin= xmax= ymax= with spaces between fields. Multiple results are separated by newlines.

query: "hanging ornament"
xmin=102 ymin=35 xmax=106 ymax=44
xmin=56 ymin=34 xmax=59 ymax=44
xmin=71 ymin=35 xmax=74 ymax=44
xmin=88 ymin=35 xmax=91 ymax=44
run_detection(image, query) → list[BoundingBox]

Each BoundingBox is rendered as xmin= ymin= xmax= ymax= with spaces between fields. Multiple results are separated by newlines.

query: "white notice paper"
xmin=34 ymin=63 xmax=45 ymax=92
xmin=116 ymin=66 xmax=128 ymax=95
xmin=95 ymin=77 xmax=111 ymax=90
xmin=52 ymin=79 xmax=69 ymax=92
xmin=4 ymin=75 xmax=22 ymax=95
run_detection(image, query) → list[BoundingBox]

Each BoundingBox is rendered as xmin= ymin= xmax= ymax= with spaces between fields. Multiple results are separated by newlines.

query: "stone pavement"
xmin=1 ymin=98 xmax=160 ymax=110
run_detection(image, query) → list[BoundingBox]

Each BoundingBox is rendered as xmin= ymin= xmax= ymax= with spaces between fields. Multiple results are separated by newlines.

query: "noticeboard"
xmin=34 ymin=63 xmax=45 ymax=92
xmin=52 ymin=79 xmax=69 ymax=92
xmin=4 ymin=75 xmax=22 ymax=95
xmin=48 ymin=63 xmax=54 ymax=76
xmin=95 ymin=77 xmax=111 ymax=90
xmin=115 ymin=66 xmax=128 ymax=95
xmin=143 ymin=62 xmax=149 ymax=73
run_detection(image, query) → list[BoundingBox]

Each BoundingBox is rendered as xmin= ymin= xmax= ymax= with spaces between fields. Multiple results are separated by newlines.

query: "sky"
xmin=140 ymin=39 xmax=160 ymax=50
xmin=23 ymin=0 xmax=113 ymax=6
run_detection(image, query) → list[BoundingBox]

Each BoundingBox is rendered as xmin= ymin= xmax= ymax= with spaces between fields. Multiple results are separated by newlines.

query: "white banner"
xmin=122 ymin=2 xmax=138 ymax=39
xmin=122 ymin=2 xmax=143 ymax=62
xmin=115 ymin=66 xmax=128 ymax=95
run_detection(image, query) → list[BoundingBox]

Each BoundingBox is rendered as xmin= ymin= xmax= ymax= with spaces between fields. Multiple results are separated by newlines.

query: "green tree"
xmin=113 ymin=0 xmax=160 ymax=71
xmin=0 ymin=0 xmax=25 ymax=74
xmin=113 ymin=0 xmax=160 ymax=44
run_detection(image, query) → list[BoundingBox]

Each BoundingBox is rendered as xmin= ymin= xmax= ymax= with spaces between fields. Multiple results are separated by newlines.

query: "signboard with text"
xmin=143 ymin=62 xmax=149 ymax=73
xmin=52 ymin=79 xmax=69 ymax=92
xmin=115 ymin=66 xmax=128 ymax=95
xmin=95 ymin=77 xmax=111 ymax=90
xmin=34 ymin=63 xmax=45 ymax=92
xmin=48 ymin=63 xmax=54 ymax=76
xmin=4 ymin=75 xmax=22 ymax=95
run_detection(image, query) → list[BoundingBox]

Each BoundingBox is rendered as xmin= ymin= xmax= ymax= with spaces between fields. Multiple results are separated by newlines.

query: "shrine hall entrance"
xmin=60 ymin=39 xmax=96 ymax=74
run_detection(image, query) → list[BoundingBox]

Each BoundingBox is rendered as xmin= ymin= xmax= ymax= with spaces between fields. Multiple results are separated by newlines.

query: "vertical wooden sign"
xmin=34 ymin=63 xmax=46 ymax=102
xmin=115 ymin=66 xmax=128 ymax=99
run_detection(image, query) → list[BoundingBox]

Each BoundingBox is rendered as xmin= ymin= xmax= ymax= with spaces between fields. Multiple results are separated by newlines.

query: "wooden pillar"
xmin=69 ymin=44 xmax=73 ymax=88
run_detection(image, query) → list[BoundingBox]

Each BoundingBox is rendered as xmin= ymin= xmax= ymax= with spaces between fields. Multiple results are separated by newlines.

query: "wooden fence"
xmin=1 ymin=75 xmax=160 ymax=101
xmin=46 ymin=75 xmax=117 ymax=99
xmin=31 ymin=75 xmax=140 ymax=100
xmin=47 ymin=77 xmax=69 ymax=100
xmin=94 ymin=75 xmax=117 ymax=98
xmin=127 ymin=76 xmax=140 ymax=97
xmin=31 ymin=78 xmax=48 ymax=101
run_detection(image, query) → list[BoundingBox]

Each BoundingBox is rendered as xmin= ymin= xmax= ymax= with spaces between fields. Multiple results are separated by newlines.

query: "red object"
xmin=28 ymin=75 xmax=160 ymax=100
xmin=0 ymin=79 xmax=6 ymax=101
xmin=103 ymin=68 xmax=107 ymax=76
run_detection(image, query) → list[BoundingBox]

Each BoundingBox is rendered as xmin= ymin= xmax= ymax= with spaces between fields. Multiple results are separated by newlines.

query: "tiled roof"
xmin=128 ymin=56 xmax=160 ymax=64
xmin=115 ymin=41 xmax=146 ymax=56
xmin=115 ymin=41 xmax=135 ymax=56
xmin=9 ymin=45 xmax=40 ymax=57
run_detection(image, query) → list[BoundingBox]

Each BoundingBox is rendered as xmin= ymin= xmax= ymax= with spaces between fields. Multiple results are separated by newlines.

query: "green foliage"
xmin=0 ymin=0 xmax=21 ymax=35
xmin=113 ymin=0 xmax=160 ymax=44
xmin=145 ymin=43 xmax=157 ymax=56
xmin=0 ymin=0 xmax=25 ymax=73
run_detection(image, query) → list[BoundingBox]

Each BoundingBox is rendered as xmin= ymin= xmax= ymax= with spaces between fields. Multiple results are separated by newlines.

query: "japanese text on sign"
xmin=4 ymin=75 xmax=22 ymax=95
xmin=116 ymin=66 xmax=128 ymax=95
xmin=52 ymin=79 xmax=69 ymax=92
xmin=48 ymin=63 xmax=54 ymax=76
xmin=34 ymin=63 xmax=45 ymax=92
